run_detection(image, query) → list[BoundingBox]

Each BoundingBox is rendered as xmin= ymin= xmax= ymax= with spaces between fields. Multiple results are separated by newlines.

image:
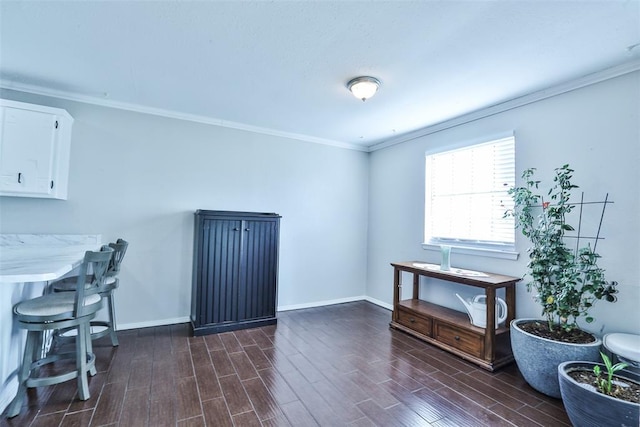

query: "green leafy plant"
xmin=505 ymin=164 xmax=618 ymax=333
xmin=594 ymin=352 xmax=628 ymax=395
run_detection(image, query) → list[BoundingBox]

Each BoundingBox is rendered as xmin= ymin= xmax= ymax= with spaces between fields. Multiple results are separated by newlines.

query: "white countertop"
xmin=0 ymin=234 xmax=101 ymax=283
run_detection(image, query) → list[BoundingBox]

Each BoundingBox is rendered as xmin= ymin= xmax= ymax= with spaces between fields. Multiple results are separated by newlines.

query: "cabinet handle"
xmin=244 ymin=228 xmax=250 ymax=231
xmin=409 ymin=317 xmax=416 ymax=323
xmin=50 ymin=180 xmax=54 ymax=189
xmin=17 ymin=172 xmax=22 ymax=183
xmin=233 ymin=228 xmax=239 ymax=231
xmin=454 ymin=335 xmax=460 ymax=341
xmin=55 ymin=120 xmax=58 ymax=129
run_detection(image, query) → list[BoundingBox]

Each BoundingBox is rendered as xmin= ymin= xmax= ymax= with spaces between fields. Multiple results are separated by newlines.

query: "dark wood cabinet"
xmin=389 ymin=261 xmax=519 ymax=371
xmin=191 ymin=210 xmax=281 ymax=336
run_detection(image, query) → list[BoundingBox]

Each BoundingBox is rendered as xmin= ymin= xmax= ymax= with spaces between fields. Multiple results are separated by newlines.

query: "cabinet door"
xmin=199 ymin=219 xmax=242 ymax=325
xmin=239 ymin=219 xmax=279 ymax=320
xmin=0 ymin=106 xmax=56 ymax=195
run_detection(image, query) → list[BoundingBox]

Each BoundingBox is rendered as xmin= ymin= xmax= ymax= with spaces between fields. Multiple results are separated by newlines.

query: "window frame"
xmin=422 ymin=132 xmax=519 ymax=260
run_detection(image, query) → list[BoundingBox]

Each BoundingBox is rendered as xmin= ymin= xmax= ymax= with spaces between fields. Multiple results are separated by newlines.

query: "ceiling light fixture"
xmin=347 ymin=76 xmax=380 ymax=101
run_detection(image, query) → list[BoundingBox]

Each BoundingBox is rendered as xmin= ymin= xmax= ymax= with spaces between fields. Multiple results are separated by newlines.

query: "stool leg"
xmin=6 ymin=330 xmax=38 ymax=418
xmin=76 ymin=323 xmax=90 ymax=401
xmin=31 ymin=331 xmax=42 ymax=371
xmin=106 ymin=292 xmax=119 ymax=347
xmin=85 ymin=322 xmax=97 ymax=377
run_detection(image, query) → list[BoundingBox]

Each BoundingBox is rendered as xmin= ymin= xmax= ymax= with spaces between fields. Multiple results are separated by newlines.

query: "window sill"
xmin=421 ymin=243 xmax=519 ymax=260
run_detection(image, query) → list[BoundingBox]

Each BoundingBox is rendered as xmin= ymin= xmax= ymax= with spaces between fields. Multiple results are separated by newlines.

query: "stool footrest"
xmin=25 ymin=351 xmax=96 ymax=388
xmin=56 ymin=321 xmax=117 ymax=344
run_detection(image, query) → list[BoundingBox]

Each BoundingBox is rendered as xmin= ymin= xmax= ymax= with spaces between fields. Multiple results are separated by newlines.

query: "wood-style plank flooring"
xmin=2 ymin=301 xmax=570 ymax=426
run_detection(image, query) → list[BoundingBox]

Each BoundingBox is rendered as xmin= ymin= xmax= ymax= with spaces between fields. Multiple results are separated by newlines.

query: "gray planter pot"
xmin=510 ymin=318 xmax=602 ymax=398
xmin=558 ymin=361 xmax=640 ymax=427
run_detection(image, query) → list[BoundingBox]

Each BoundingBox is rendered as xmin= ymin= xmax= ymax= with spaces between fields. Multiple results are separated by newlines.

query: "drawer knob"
xmin=454 ymin=335 xmax=460 ymax=341
xmin=409 ymin=317 xmax=416 ymax=323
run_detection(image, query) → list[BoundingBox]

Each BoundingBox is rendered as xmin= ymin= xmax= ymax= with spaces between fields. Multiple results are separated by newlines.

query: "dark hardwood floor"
xmin=2 ymin=301 xmax=570 ymax=426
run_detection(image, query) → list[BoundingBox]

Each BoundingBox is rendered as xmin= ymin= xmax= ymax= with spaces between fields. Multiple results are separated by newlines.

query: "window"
xmin=424 ymin=134 xmax=516 ymax=257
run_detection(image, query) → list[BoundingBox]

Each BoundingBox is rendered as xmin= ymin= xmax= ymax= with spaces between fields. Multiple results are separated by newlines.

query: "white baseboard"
xmin=116 ymin=297 xmax=393 ymax=330
xmin=117 ymin=316 xmax=191 ymax=331
xmin=364 ymin=296 xmax=393 ymax=311
xmin=277 ymin=295 xmax=368 ymax=312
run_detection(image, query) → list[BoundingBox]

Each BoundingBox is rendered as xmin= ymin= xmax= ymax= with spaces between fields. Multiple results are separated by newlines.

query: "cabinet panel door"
xmin=200 ymin=219 xmax=242 ymax=325
xmin=239 ymin=220 xmax=278 ymax=320
xmin=0 ymin=106 xmax=56 ymax=195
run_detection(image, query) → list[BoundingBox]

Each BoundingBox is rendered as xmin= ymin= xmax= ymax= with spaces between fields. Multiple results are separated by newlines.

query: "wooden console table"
xmin=389 ymin=261 xmax=520 ymax=371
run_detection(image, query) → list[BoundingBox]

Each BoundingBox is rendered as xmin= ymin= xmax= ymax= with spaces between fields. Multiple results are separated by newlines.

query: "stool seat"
xmin=603 ymin=333 xmax=640 ymax=363
xmin=15 ymin=292 xmax=101 ymax=320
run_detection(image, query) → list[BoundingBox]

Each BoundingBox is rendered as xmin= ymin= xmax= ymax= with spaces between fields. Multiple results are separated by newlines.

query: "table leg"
xmin=505 ymin=284 xmax=516 ymax=325
xmin=393 ymin=267 xmax=400 ymax=322
xmin=484 ymin=287 xmax=496 ymax=362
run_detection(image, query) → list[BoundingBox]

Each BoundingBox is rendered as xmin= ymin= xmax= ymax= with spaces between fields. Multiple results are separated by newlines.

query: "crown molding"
xmin=2 ymin=59 xmax=638 ymax=154
xmin=367 ymin=59 xmax=640 ymax=152
xmin=0 ymin=80 xmax=368 ymax=152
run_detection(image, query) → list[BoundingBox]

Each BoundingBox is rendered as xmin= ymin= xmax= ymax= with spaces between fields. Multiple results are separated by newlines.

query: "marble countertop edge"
xmin=0 ymin=234 xmax=102 ymax=283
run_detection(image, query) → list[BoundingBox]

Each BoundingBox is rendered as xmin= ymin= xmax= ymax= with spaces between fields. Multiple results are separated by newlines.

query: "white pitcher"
xmin=455 ymin=293 xmax=507 ymax=329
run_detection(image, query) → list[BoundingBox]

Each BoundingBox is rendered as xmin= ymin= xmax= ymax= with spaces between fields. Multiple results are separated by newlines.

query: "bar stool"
xmin=6 ymin=246 xmax=113 ymax=418
xmin=52 ymin=239 xmax=128 ymax=346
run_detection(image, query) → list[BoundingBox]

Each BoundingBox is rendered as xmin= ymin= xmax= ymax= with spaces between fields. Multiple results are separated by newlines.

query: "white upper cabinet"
xmin=0 ymin=99 xmax=73 ymax=199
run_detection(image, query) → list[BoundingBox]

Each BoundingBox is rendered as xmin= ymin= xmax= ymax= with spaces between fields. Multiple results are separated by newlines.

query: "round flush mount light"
xmin=347 ymin=76 xmax=380 ymax=101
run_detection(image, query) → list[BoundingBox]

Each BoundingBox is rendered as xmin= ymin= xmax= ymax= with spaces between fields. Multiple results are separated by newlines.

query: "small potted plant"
xmin=558 ymin=353 xmax=640 ymax=426
xmin=505 ymin=164 xmax=618 ymax=398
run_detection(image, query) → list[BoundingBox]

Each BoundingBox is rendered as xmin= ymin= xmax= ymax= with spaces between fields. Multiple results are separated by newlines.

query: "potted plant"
xmin=558 ymin=353 xmax=640 ymax=426
xmin=505 ymin=164 xmax=618 ymax=398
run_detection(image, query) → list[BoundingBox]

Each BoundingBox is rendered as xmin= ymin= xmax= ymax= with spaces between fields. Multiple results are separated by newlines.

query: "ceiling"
xmin=1 ymin=1 xmax=639 ymax=150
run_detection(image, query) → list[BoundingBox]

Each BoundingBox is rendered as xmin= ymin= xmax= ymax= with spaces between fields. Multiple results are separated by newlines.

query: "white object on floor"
xmin=603 ymin=333 xmax=640 ymax=366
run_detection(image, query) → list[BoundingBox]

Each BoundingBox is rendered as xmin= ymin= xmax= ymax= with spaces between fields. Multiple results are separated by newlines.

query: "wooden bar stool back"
xmin=52 ymin=238 xmax=128 ymax=346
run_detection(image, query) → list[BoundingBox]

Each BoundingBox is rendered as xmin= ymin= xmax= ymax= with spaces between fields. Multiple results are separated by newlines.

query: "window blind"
xmin=425 ymin=136 xmax=515 ymax=247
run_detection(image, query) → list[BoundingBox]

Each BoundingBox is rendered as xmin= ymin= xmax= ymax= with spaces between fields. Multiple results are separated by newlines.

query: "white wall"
xmin=367 ymin=71 xmax=640 ymax=336
xmin=2 ymin=71 xmax=638 ymax=336
xmin=0 ymin=89 xmax=370 ymax=328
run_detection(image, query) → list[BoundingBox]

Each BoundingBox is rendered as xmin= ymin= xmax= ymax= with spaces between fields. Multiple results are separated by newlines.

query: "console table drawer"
xmin=397 ymin=308 xmax=432 ymax=337
xmin=434 ymin=321 xmax=483 ymax=358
